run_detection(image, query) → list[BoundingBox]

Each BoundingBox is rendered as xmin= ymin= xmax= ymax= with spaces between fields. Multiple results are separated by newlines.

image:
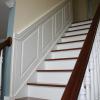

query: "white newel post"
xmin=79 ymin=20 xmax=100 ymax=100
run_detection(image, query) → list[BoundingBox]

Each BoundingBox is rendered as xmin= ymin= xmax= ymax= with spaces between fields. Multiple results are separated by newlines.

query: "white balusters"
xmin=78 ymin=80 xmax=86 ymax=100
xmin=85 ymin=67 xmax=91 ymax=100
xmin=79 ymin=21 xmax=100 ymax=100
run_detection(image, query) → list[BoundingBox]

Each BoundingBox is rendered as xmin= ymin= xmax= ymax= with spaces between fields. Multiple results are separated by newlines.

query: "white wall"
xmin=14 ymin=0 xmax=64 ymax=33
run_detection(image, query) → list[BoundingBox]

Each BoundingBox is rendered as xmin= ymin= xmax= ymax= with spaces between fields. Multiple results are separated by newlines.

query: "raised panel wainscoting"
xmin=9 ymin=0 xmax=73 ymax=99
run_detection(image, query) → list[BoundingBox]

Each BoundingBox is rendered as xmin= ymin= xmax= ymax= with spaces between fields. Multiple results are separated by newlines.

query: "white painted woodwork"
xmin=61 ymin=35 xmax=87 ymax=42
xmin=28 ymin=86 xmax=65 ymax=100
xmin=50 ymin=49 xmax=81 ymax=58
xmin=64 ymin=29 xmax=89 ymax=36
xmin=78 ymin=81 xmax=86 ymax=100
xmin=36 ymin=72 xmax=71 ymax=84
xmin=11 ymin=0 xmax=73 ymax=98
xmin=44 ymin=59 xmax=77 ymax=70
xmin=79 ymin=21 xmax=100 ymax=100
xmin=56 ymin=42 xmax=84 ymax=50
xmin=68 ymin=24 xmax=90 ymax=31
xmin=72 ymin=20 xmax=92 ymax=27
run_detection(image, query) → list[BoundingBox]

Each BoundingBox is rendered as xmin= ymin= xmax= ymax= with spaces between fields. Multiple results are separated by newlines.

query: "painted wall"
xmin=72 ymin=0 xmax=100 ymax=22
xmin=14 ymin=0 xmax=63 ymax=33
xmin=72 ymin=0 xmax=88 ymax=22
xmin=92 ymin=0 xmax=100 ymax=16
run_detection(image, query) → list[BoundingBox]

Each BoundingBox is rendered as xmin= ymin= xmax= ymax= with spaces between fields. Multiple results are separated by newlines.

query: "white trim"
xmin=10 ymin=0 xmax=73 ymax=98
xmin=15 ymin=20 xmax=72 ymax=98
xmin=4 ymin=96 xmax=14 ymax=100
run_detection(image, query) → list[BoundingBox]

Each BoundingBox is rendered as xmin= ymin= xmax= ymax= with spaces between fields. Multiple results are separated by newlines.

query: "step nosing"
xmin=27 ymin=83 xmax=66 ymax=87
xmin=62 ymin=33 xmax=87 ymax=38
xmin=37 ymin=70 xmax=73 ymax=72
xmin=57 ymin=40 xmax=85 ymax=44
xmin=51 ymin=48 xmax=82 ymax=52
xmin=45 ymin=57 xmax=78 ymax=61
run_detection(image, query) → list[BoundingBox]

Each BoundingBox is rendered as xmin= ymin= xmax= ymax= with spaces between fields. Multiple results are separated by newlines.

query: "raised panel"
xmin=21 ymin=29 xmax=38 ymax=75
xmin=55 ymin=9 xmax=63 ymax=35
xmin=11 ymin=0 xmax=73 ymax=97
xmin=42 ymin=18 xmax=53 ymax=51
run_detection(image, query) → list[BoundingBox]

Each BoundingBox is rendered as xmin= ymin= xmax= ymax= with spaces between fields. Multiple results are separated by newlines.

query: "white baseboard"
xmin=4 ymin=96 xmax=16 ymax=100
xmin=4 ymin=96 xmax=12 ymax=100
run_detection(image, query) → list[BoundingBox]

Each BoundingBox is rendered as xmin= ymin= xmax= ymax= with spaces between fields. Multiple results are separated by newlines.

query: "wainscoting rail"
xmin=61 ymin=3 xmax=100 ymax=100
xmin=10 ymin=0 xmax=73 ymax=98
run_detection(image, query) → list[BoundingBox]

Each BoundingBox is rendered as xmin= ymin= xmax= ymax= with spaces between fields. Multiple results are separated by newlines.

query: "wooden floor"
xmin=16 ymin=97 xmax=47 ymax=100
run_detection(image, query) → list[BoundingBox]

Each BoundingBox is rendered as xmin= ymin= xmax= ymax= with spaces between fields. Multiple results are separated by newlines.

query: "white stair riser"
xmin=44 ymin=60 xmax=77 ymax=69
xmin=51 ymin=50 xmax=80 ymax=58
xmin=68 ymin=25 xmax=90 ymax=31
xmin=37 ymin=72 xmax=71 ymax=84
xmin=61 ymin=35 xmax=86 ymax=42
xmin=64 ymin=29 xmax=89 ymax=36
xmin=56 ymin=42 xmax=84 ymax=50
xmin=28 ymin=86 xmax=65 ymax=100
xmin=72 ymin=20 xmax=92 ymax=26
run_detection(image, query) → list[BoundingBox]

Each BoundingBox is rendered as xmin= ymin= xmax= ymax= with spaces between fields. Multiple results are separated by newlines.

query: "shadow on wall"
xmin=0 ymin=1 xmax=10 ymax=39
xmin=72 ymin=0 xmax=100 ymax=22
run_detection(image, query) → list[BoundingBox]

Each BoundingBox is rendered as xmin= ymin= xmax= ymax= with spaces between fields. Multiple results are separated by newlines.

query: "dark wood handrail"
xmin=62 ymin=3 xmax=100 ymax=100
xmin=0 ymin=37 xmax=12 ymax=53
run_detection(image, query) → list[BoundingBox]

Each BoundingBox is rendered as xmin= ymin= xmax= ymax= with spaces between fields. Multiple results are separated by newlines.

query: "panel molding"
xmin=42 ymin=17 xmax=53 ymax=52
xmin=21 ymin=29 xmax=39 ymax=78
xmin=10 ymin=0 xmax=73 ymax=98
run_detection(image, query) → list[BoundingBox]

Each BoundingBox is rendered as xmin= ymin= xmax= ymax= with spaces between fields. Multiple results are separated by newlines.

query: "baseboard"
xmin=4 ymin=96 xmax=14 ymax=100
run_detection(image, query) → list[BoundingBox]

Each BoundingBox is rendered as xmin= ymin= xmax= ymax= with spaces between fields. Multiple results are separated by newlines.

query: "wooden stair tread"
xmin=27 ymin=83 xmax=66 ymax=87
xmin=57 ymin=40 xmax=85 ymax=44
xmin=66 ymin=28 xmax=89 ymax=32
xmin=37 ymin=70 xmax=73 ymax=72
xmin=51 ymin=47 xmax=82 ymax=52
xmin=45 ymin=57 xmax=78 ymax=61
xmin=62 ymin=33 xmax=87 ymax=38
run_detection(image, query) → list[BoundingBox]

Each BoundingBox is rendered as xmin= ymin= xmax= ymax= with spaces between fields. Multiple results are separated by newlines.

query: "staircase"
xmin=16 ymin=20 xmax=92 ymax=100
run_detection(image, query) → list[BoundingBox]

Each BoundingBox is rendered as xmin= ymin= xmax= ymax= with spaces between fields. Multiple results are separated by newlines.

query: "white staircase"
xmin=17 ymin=20 xmax=92 ymax=100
